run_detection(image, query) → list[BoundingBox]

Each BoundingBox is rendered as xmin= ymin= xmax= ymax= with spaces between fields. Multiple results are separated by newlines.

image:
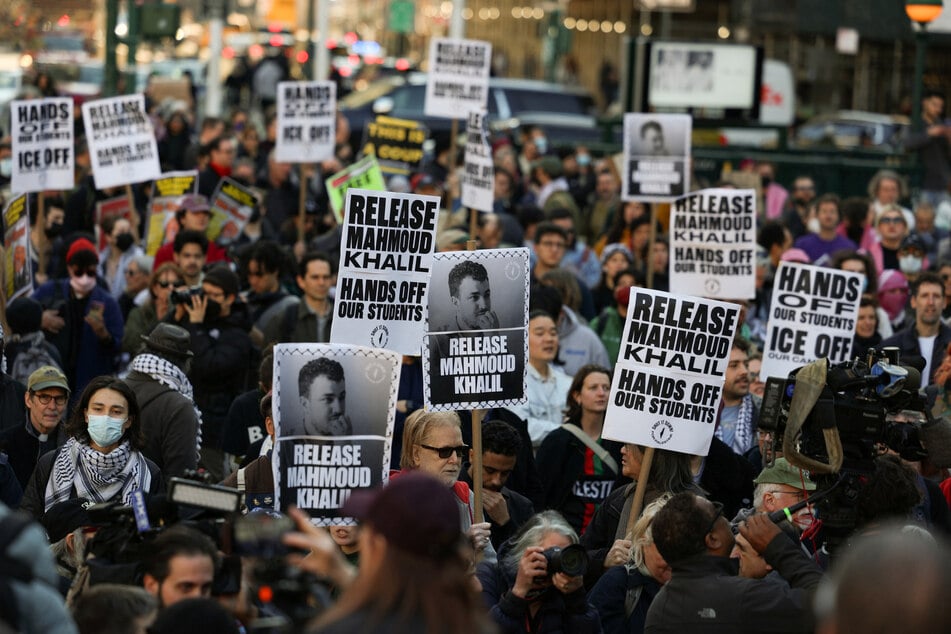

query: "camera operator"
xmin=476 ymin=510 xmax=600 ymax=633
xmin=142 ymin=525 xmax=219 ymax=609
xmin=644 ymin=493 xmax=823 ymax=634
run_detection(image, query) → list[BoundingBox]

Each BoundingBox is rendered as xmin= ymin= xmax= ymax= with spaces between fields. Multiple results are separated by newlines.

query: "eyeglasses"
xmin=705 ymin=500 xmax=725 ymax=534
xmin=32 ymin=392 xmax=67 ymax=406
xmin=75 ymin=268 xmax=97 ymax=277
xmin=124 ymin=269 xmax=139 ymax=276
xmin=419 ymin=444 xmax=469 ymax=459
xmin=156 ymin=280 xmax=184 ymax=288
xmin=769 ymin=488 xmax=806 ymax=503
xmin=879 ymin=216 xmax=905 ymax=225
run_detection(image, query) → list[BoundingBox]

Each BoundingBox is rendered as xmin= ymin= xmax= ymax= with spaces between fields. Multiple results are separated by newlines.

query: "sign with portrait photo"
xmin=622 ymin=113 xmax=691 ymax=203
xmin=423 ymin=248 xmax=529 ymax=411
xmin=602 ymin=288 xmax=740 ymax=455
xmin=330 ymin=188 xmax=439 ymax=355
xmin=272 ymin=343 xmax=400 ymax=526
xmin=10 ymin=97 xmax=74 ymax=193
xmin=3 ymin=193 xmax=31 ymax=301
xmin=81 ymin=94 xmax=161 ymax=189
xmin=275 ymin=80 xmax=337 ymax=163
xmin=206 ymin=177 xmax=263 ymax=246
xmin=669 ymin=188 xmax=757 ymax=299
xmin=760 ymin=262 xmax=863 ymax=380
xmin=424 ymin=37 xmax=492 ymax=119
xmin=145 ymin=170 xmax=199 ymax=256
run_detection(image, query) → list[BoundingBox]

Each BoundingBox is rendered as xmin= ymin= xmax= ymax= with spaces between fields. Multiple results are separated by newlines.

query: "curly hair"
xmin=651 ymin=492 xmax=712 ymax=565
xmin=298 ymin=357 xmax=345 ymax=398
xmin=65 ymin=376 xmax=144 ymax=450
xmin=447 ymin=261 xmax=489 ymax=299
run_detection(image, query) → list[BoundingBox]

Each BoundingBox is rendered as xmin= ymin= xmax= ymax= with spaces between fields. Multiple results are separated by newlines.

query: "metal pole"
xmin=313 ymin=0 xmax=330 ymax=81
xmin=911 ymin=25 xmax=928 ymax=133
xmin=104 ymin=0 xmax=119 ymax=96
xmin=206 ymin=0 xmax=225 ymax=117
xmin=450 ymin=0 xmax=465 ymax=39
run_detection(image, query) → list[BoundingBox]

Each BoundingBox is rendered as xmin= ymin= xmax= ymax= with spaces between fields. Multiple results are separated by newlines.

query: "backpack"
xmin=7 ymin=333 xmax=63 ymax=386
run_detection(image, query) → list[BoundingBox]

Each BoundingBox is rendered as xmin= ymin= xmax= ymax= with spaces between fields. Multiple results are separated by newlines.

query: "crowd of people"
xmin=0 ymin=72 xmax=950 ymax=633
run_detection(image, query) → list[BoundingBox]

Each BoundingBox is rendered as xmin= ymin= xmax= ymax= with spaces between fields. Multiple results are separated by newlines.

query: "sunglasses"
xmin=156 ymin=280 xmax=184 ymax=288
xmin=419 ymin=444 xmax=469 ymax=459
xmin=706 ymin=500 xmax=725 ymax=534
xmin=879 ymin=216 xmax=905 ymax=225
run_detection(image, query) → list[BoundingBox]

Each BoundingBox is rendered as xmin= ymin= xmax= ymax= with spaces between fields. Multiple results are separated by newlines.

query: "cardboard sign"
xmin=82 ymin=94 xmax=161 ymax=189
xmin=145 ymin=170 xmax=199 ymax=256
xmin=275 ymin=80 xmax=337 ymax=163
xmin=3 ymin=194 xmax=31 ymax=301
xmin=760 ymin=262 xmax=863 ymax=380
xmin=10 ymin=97 xmax=74 ymax=193
xmin=622 ymin=113 xmax=692 ymax=202
xmin=602 ymin=288 xmax=741 ymax=455
xmin=424 ymin=37 xmax=492 ymax=119
xmin=669 ymin=188 xmax=757 ymax=299
xmin=325 ymin=155 xmax=387 ymax=224
xmin=461 ymin=109 xmax=494 ymax=213
xmin=361 ymin=116 xmax=427 ymax=176
xmin=206 ymin=177 xmax=262 ymax=245
xmin=272 ymin=343 xmax=400 ymax=526
xmin=423 ymin=248 xmax=529 ymax=411
xmin=330 ymin=189 xmax=439 ymax=355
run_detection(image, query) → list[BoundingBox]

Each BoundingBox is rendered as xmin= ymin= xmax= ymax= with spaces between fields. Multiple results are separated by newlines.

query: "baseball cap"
xmin=900 ymin=234 xmax=926 ymax=253
xmin=42 ymin=498 xmax=95 ymax=542
xmin=27 ymin=365 xmax=70 ymax=393
xmin=753 ymin=458 xmax=817 ymax=491
xmin=179 ymin=194 xmax=211 ymax=214
xmin=531 ymin=155 xmax=563 ymax=178
xmin=341 ymin=471 xmax=462 ymax=559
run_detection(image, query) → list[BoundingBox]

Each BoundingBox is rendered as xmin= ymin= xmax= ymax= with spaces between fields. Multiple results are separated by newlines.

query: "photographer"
xmin=476 ymin=510 xmax=601 ymax=633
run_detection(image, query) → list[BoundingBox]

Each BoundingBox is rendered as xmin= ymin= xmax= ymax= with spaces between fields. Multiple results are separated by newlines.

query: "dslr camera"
xmin=542 ymin=544 xmax=588 ymax=577
xmin=170 ymin=286 xmax=203 ymax=304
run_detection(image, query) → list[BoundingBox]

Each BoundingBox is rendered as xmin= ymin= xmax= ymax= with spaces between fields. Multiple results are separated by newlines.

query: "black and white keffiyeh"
xmin=44 ymin=437 xmax=152 ymax=511
xmin=131 ymin=352 xmax=203 ymax=459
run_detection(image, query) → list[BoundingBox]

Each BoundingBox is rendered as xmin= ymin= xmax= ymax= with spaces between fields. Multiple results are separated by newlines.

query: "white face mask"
xmin=0 ymin=157 xmax=11 ymax=178
xmin=899 ymin=255 xmax=923 ymax=275
xmin=807 ymin=217 xmax=821 ymax=234
xmin=87 ymin=414 xmax=126 ymax=447
xmin=70 ymin=273 xmax=97 ymax=297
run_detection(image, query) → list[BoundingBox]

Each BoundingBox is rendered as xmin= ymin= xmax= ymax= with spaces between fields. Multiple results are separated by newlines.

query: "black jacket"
xmin=0 ymin=374 xmax=28 ymax=434
xmin=459 ymin=469 xmax=535 ymax=551
xmin=0 ymin=418 xmax=66 ymax=490
xmin=699 ymin=437 xmax=755 ymax=520
xmin=644 ymin=535 xmax=823 ymax=633
xmin=124 ymin=369 xmax=200 ymax=478
xmin=880 ymin=322 xmax=951 ymax=386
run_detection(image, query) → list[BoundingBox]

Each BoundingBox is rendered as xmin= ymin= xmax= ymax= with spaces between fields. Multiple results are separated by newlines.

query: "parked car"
xmin=793 ymin=110 xmax=910 ymax=152
xmin=339 ymin=72 xmax=600 ymax=149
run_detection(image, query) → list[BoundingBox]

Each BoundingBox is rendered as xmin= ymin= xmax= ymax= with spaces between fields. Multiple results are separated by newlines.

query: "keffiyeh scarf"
xmin=44 ymin=437 xmax=152 ymax=511
xmin=131 ymin=353 xmax=203 ymax=460
xmin=714 ymin=394 xmax=756 ymax=455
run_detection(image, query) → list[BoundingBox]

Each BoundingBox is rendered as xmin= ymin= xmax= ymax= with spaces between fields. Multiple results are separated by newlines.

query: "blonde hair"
xmin=399 ymin=410 xmax=462 ymax=470
xmin=630 ymin=494 xmax=672 ymax=575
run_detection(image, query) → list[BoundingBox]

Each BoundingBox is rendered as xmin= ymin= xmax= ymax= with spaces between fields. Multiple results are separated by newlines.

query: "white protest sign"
xmin=462 ymin=109 xmax=494 ymax=212
xmin=272 ymin=343 xmax=400 ymax=525
xmin=602 ymin=288 xmax=740 ymax=455
xmin=669 ymin=188 xmax=756 ymax=299
xmin=424 ymin=38 xmax=491 ymax=119
xmin=760 ymin=262 xmax=863 ymax=380
xmin=82 ymin=94 xmax=161 ymax=189
xmin=10 ymin=98 xmax=74 ymax=193
xmin=330 ymin=188 xmax=439 ymax=355
xmin=275 ymin=80 xmax=336 ymax=163
xmin=622 ymin=113 xmax=691 ymax=202
xmin=423 ymin=248 xmax=529 ymax=412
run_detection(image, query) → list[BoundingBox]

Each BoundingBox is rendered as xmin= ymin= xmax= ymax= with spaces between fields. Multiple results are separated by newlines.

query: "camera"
xmin=542 ymin=544 xmax=588 ymax=577
xmin=170 ymin=286 xmax=203 ymax=304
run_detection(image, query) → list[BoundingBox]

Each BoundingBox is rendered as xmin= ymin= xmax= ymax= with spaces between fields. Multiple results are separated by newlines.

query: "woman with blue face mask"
xmin=20 ymin=376 xmax=164 ymax=521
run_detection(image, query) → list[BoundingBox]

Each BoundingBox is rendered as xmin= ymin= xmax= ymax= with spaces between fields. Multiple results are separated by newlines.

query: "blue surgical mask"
xmin=87 ymin=414 xmax=127 ymax=447
xmin=577 ymin=153 xmax=591 ymax=166
xmin=534 ymin=136 xmax=548 ymax=155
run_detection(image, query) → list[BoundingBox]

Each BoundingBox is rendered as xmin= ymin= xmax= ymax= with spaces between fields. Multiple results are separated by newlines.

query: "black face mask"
xmin=45 ymin=222 xmax=64 ymax=239
xmin=204 ymin=299 xmax=222 ymax=321
xmin=249 ymin=208 xmax=261 ymax=223
xmin=115 ymin=232 xmax=135 ymax=252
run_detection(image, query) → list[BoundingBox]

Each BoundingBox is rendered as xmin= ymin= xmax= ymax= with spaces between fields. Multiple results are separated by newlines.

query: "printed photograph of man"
xmin=444 ymin=260 xmax=499 ymax=331
xmin=639 ymin=120 xmax=668 ymax=156
xmin=298 ymin=357 xmax=352 ymax=436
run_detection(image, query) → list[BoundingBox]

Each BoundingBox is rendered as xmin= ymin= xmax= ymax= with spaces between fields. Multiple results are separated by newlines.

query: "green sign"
xmin=325 ymin=156 xmax=387 ymax=224
xmin=389 ymin=1 xmax=415 ymax=34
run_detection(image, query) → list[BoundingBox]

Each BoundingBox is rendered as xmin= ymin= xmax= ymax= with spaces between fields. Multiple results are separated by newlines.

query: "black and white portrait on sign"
xmin=428 ymin=250 xmax=527 ymax=333
xmin=623 ymin=113 xmax=692 ymax=203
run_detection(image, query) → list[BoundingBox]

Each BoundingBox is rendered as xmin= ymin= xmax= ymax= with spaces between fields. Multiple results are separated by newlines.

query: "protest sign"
xmin=325 ymin=155 xmax=387 ymax=224
xmin=94 ymin=195 xmax=134 ymax=251
xmin=10 ymin=97 xmax=74 ymax=193
xmin=669 ymin=188 xmax=756 ymax=299
xmin=3 ymin=194 xmax=30 ymax=301
xmin=275 ymin=80 xmax=336 ymax=163
xmin=423 ymin=248 xmax=529 ymax=411
xmin=145 ymin=170 xmax=199 ymax=256
xmin=361 ymin=116 xmax=427 ymax=176
xmin=760 ymin=262 xmax=863 ymax=379
xmin=462 ymin=109 xmax=494 ymax=213
xmin=424 ymin=38 xmax=492 ymax=119
xmin=330 ymin=188 xmax=439 ymax=355
xmin=82 ymin=94 xmax=161 ymax=189
xmin=622 ymin=113 xmax=691 ymax=202
xmin=602 ymin=288 xmax=741 ymax=455
xmin=206 ymin=177 xmax=262 ymax=245
xmin=272 ymin=343 xmax=400 ymax=526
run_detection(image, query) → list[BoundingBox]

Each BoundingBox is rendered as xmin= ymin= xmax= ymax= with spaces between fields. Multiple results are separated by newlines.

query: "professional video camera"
xmin=78 ymin=473 xmax=329 ymax=631
xmin=758 ymin=347 xmax=951 ymax=547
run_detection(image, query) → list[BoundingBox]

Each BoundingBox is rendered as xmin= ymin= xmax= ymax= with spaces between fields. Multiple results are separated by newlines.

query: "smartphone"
xmin=89 ymin=300 xmax=105 ymax=316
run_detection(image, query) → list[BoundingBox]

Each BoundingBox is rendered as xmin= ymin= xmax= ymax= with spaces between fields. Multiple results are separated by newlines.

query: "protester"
xmin=221 ymin=391 xmax=274 ymax=509
xmin=243 ymin=240 xmax=298 ymax=347
xmin=881 ymin=271 xmax=951 ymax=386
xmin=20 ymin=376 xmax=163 ymax=521
xmin=142 ymin=525 xmax=219 ymax=608
xmin=122 ymin=263 xmax=186 ymax=355
xmin=153 ymin=195 xmax=228 ymax=269
xmin=71 ymin=584 xmax=157 ymax=634
xmin=262 ymin=251 xmax=335 ymax=344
